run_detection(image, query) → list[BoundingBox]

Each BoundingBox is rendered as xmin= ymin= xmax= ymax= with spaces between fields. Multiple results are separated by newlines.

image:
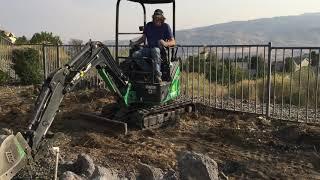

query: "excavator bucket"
xmin=0 ymin=133 xmax=31 ymax=180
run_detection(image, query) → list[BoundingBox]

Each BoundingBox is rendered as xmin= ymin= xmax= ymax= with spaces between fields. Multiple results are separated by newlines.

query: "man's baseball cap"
xmin=153 ymin=9 xmax=165 ymax=19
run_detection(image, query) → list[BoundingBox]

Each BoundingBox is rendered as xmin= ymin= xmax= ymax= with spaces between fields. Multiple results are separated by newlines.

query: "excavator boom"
xmin=0 ymin=41 xmax=129 ymax=179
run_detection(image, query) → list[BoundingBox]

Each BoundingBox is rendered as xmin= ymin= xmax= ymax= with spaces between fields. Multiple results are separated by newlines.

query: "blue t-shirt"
xmin=143 ymin=22 xmax=173 ymax=48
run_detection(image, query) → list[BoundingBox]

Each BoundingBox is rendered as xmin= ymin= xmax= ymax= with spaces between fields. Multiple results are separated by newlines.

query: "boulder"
xmin=60 ymin=171 xmax=84 ymax=180
xmin=73 ymin=153 xmax=96 ymax=177
xmin=91 ymin=165 xmax=121 ymax=180
xmin=137 ymin=162 xmax=164 ymax=180
xmin=0 ymin=128 xmax=12 ymax=135
xmin=163 ymin=169 xmax=178 ymax=180
xmin=178 ymin=151 xmax=218 ymax=180
xmin=60 ymin=153 xmax=125 ymax=180
xmin=125 ymin=172 xmax=137 ymax=180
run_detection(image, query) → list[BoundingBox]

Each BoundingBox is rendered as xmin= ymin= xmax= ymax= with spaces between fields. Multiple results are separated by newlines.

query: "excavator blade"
xmin=0 ymin=133 xmax=31 ymax=180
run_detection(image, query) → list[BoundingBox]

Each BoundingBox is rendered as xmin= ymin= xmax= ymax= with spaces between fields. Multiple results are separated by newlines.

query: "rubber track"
xmin=134 ymin=98 xmax=194 ymax=129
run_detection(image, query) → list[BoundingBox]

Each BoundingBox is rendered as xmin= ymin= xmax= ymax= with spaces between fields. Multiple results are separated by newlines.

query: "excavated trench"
xmin=0 ymin=86 xmax=319 ymax=179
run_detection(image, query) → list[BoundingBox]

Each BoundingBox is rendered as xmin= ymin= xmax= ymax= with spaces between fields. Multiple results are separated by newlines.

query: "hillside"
xmin=176 ymin=13 xmax=320 ymax=46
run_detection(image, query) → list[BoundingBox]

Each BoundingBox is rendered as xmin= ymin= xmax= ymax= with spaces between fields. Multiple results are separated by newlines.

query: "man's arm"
xmin=159 ymin=38 xmax=176 ymax=48
xmin=166 ymin=38 xmax=176 ymax=47
xmin=159 ymin=23 xmax=176 ymax=48
xmin=130 ymin=34 xmax=146 ymax=46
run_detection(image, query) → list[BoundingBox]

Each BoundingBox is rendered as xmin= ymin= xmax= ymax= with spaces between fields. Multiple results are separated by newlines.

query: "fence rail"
xmin=0 ymin=42 xmax=320 ymax=124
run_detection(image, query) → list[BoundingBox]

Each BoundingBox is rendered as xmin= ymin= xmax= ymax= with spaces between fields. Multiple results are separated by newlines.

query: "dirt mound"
xmin=0 ymin=86 xmax=320 ymax=179
xmin=275 ymin=124 xmax=320 ymax=149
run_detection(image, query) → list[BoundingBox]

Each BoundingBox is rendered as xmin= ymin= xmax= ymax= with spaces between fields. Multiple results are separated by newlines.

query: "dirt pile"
xmin=0 ymin=86 xmax=320 ymax=179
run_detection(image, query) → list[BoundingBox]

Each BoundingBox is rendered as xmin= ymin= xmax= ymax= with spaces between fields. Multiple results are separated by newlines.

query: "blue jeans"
xmin=132 ymin=47 xmax=162 ymax=77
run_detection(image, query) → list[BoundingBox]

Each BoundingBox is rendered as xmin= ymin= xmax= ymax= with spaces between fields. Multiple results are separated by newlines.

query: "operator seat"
xmin=127 ymin=46 xmax=178 ymax=83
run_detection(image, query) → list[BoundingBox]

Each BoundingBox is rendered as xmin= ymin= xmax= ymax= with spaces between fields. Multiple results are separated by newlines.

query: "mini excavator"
xmin=0 ymin=0 xmax=194 ymax=179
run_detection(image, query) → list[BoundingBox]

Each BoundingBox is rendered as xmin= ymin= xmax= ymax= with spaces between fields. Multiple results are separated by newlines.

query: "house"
xmin=199 ymin=48 xmax=209 ymax=60
xmin=294 ymin=58 xmax=309 ymax=71
xmin=0 ymin=29 xmax=16 ymax=44
xmin=272 ymin=58 xmax=309 ymax=72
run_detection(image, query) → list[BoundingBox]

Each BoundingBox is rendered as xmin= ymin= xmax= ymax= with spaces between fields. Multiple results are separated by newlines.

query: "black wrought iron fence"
xmin=0 ymin=37 xmax=16 ymax=81
xmin=179 ymin=44 xmax=320 ymax=123
xmin=42 ymin=44 xmax=130 ymax=88
xmin=1 ymin=42 xmax=320 ymax=123
xmin=179 ymin=44 xmax=270 ymax=116
xmin=268 ymin=46 xmax=320 ymax=123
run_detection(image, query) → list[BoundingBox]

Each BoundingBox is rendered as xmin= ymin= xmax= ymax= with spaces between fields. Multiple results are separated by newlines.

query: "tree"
xmin=250 ymin=55 xmax=265 ymax=78
xmin=15 ymin=36 xmax=29 ymax=44
xmin=68 ymin=38 xmax=83 ymax=46
xmin=311 ymin=51 xmax=319 ymax=67
xmin=30 ymin=31 xmax=62 ymax=45
xmin=0 ymin=70 xmax=9 ymax=85
xmin=185 ymin=53 xmax=246 ymax=85
xmin=12 ymin=48 xmax=43 ymax=85
xmin=284 ymin=57 xmax=295 ymax=73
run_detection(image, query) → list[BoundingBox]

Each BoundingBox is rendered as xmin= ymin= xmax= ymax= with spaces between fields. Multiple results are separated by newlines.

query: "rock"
xmin=60 ymin=155 xmax=123 ymax=180
xmin=178 ymin=151 xmax=219 ymax=180
xmin=218 ymin=172 xmax=229 ymax=180
xmin=91 ymin=165 xmax=121 ymax=180
xmin=125 ymin=172 xmax=136 ymax=180
xmin=257 ymin=116 xmax=271 ymax=126
xmin=60 ymin=171 xmax=84 ymax=180
xmin=137 ymin=162 xmax=164 ymax=180
xmin=1 ymin=128 xmax=13 ymax=135
xmin=73 ymin=153 xmax=95 ymax=177
xmin=163 ymin=169 xmax=178 ymax=180
xmin=60 ymin=160 xmax=75 ymax=173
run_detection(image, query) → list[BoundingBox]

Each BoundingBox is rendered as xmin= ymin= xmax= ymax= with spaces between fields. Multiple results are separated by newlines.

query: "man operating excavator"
xmin=130 ymin=9 xmax=176 ymax=83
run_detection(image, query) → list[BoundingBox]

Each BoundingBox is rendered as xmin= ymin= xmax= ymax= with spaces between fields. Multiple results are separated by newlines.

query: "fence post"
xmin=56 ymin=45 xmax=60 ymax=68
xmin=42 ymin=44 xmax=47 ymax=79
xmin=266 ymin=42 xmax=272 ymax=117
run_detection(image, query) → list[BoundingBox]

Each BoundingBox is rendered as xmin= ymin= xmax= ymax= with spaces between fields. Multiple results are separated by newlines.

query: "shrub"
xmin=181 ymin=72 xmax=228 ymax=99
xmin=230 ymin=71 xmax=320 ymax=107
xmin=12 ymin=48 xmax=43 ymax=85
xmin=0 ymin=70 xmax=9 ymax=85
xmin=291 ymin=67 xmax=319 ymax=107
xmin=231 ymin=79 xmax=261 ymax=102
xmin=270 ymin=74 xmax=294 ymax=105
xmin=230 ymin=74 xmax=293 ymax=104
xmin=183 ymin=55 xmax=247 ymax=85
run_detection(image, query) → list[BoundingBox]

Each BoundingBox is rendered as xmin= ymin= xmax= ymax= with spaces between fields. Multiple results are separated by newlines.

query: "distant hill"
xmin=176 ymin=13 xmax=320 ymax=46
xmin=105 ymin=13 xmax=320 ymax=46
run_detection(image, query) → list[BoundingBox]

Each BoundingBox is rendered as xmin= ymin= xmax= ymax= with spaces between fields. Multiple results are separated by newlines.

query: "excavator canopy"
xmin=128 ymin=0 xmax=174 ymax=4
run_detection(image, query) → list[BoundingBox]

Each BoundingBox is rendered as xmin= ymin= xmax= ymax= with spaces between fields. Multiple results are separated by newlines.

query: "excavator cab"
xmin=115 ymin=0 xmax=177 ymax=62
xmin=115 ymin=0 xmax=180 ymax=104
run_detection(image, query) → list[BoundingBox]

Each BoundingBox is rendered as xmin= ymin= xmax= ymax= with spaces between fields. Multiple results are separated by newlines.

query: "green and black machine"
xmin=0 ymin=0 xmax=194 ymax=179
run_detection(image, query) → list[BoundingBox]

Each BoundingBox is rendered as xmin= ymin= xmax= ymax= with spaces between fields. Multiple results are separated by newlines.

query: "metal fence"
xmin=0 ymin=42 xmax=320 ymax=124
xmin=0 ymin=36 xmax=15 ymax=80
xmin=179 ymin=44 xmax=320 ymax=124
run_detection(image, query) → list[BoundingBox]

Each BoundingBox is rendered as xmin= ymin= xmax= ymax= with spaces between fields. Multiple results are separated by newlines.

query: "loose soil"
xmin=0 ymin=86 xmax=320 ymax=179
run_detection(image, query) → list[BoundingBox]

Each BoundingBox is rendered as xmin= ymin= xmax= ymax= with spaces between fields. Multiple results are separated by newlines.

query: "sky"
xmin=1 ymin=0 xmax=320 ymax=42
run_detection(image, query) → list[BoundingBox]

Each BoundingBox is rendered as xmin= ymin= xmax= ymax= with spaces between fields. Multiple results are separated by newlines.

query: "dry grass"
xmin=231 ymin=71 xmax=320 ymax=106
xmin=181 ymin=72 xmax=228 ymax=99
xmin=231 ymin=79 xmax=265 ymax=102
xmin=181 ymin=71 xmax=320 ymax=107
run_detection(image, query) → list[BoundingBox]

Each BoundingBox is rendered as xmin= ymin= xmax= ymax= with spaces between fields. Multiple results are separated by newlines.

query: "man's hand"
xmin=159 ymin=39 xmax=168 ymax=48
xmin=129 ymin=40 xmax=137 ymax=48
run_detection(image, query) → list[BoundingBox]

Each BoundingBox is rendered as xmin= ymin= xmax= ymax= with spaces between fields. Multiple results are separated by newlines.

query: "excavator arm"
xmin=0 ymin=41 xmax=129 ymax=179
